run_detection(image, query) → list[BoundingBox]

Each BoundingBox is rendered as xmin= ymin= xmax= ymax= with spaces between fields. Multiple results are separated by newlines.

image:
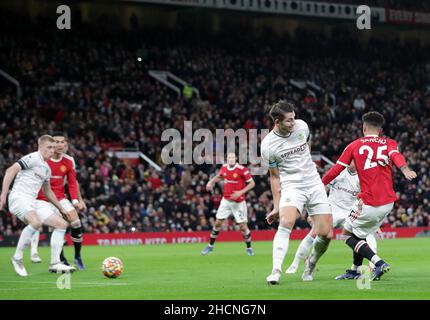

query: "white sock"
xmin=366 ymin=234 xmax=377 ymax=268
xmin=14 ymin=225 xmax=37 ymax=260
xmin=30 ymin=230 xmax=40 ymax=256
xmin=309 ymin=236 xmax=331 ymax=265
xmin=292 ymin=234 xmax=315 ymax=267
xmin=371 ymin=255 xmax=382 ymax=265
xmin=50 ymin=229 xmax=66 ymax=265
xmin=272 ymin=226 xmax=291 ymax=272
xmin=366 ymin=233 xmax=377 ymax=253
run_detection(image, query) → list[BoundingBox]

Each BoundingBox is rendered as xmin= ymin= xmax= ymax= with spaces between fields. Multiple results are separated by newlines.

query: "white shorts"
xmin=35 ymin=199 xmax=75 ymax=217
xmin=8 ymin=193 xmax=38 ymax=222
xmin=331 ymin=205 xmax=350 ymax=229
xmin=34 ymin=200 xmax=59 ymax=222
xmin=279 ymin=181 xmax=331 ymax=216
xmin=216 ymin=198 xmax=248 ymax=223
xmin=344 ymin=199 xmax=393 ymax=239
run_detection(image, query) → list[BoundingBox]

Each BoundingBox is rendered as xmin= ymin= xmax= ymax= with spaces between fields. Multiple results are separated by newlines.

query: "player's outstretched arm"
xmin=66 ymin=165 xmax=79 ymax=208
xmin=266 ymin=167 xmax=281 ymax=225
xmin=400 ymin=165 xmax=417 ymax=181
xmin=206 ymin=174 xmax=223 ymax=192
xmin=0 ymin=163 xmax=21 ymax=210
xmin=388 ymin=144 xmax=417 ymax=181
xmin=231 ymin=179 xmax=255 ymax=200
xmin=42 ymin=182 xmax=68 ymax=219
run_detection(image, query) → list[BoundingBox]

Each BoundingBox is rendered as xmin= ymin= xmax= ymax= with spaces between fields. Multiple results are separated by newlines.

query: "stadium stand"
xmin=0 ymin=10 xmax=429 ymax=236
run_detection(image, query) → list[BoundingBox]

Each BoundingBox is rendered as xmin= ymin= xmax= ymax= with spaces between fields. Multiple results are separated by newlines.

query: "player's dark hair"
xmin=362 ymin=111 xmax=385 ymax=128
xmin=265 ymin=100 xmax=295 ymax=123
xmin=52 ymin=131 xmax=68 ymax=140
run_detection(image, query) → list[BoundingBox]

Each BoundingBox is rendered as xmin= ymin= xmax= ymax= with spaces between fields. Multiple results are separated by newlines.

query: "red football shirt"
xmin=37 ymin=154 xmax=78 ymax=202
xmin=218 ymin=164 xmax=253 ymax=203
xmin=322 ymin=135 xmax=407 ymax=206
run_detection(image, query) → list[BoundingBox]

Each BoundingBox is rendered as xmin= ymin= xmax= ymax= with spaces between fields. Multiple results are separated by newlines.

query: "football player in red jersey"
xmin=201 ymin=152 xmax=256 ymax=256
xmin=31 ymin=133 xmax=87 ymax=270
xmin=322 ymin=112 xmax=417 ymax=280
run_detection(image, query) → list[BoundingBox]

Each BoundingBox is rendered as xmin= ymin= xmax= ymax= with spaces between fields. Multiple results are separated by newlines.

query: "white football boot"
xmin=266 ymin=269 xmax=282 ymax=285
xmin=49 ymin=262 xmax=76 ymax=273
xmin=11 ymin=257 xmax=28 ymax=277
xmin=285 ymin=263 xmax=298 ymax=274
xmin=31 ymin=253 xmax=42 ymax=263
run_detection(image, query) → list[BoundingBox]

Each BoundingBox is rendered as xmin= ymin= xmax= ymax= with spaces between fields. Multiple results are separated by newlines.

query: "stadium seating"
xmin=0 ymin=12 xmax=428 ymax=235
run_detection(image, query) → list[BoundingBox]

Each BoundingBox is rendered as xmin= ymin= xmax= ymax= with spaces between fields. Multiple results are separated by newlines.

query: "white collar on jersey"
xmin=364 ymin=134 xmax=379 ymax=137
xmin=226 ymin=164 xmax=238 ymax=171
xmin=273 ymin=128 xmax=292 ymax=138
xmin=37 ymin=151 xmax=45 ymax=161
xmin=50 ymin=154 xmax=64 ymax=163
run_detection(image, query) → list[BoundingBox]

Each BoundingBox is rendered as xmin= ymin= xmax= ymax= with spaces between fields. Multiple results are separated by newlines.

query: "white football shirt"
xmin=10 ymin=151 xmax=51 ymax=199
xmin=328 ymin=168 xmax=360 ymax=211
xmin=261 ymin=119 xmax=320 ymax=188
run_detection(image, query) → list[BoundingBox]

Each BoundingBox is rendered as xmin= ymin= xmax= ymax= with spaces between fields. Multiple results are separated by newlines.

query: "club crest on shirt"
xmin=233 ymin=173 xmax=238 ymax=178
xmin=60 ymin=165 xmax=67 ymax=173
xmin=297 ymin=133 xmax=305 ymax=141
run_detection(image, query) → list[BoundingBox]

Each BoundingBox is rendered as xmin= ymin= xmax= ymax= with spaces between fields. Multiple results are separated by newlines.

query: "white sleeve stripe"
xmin=246 ymin=178 xmax=253 ymax=182
xmin=388 ymin=150 xmax=399 ymax=156
xmin=244 ymin=171 xmax=250 ymax=175
xmin=337 ymin=160 xmax=349 ymax=167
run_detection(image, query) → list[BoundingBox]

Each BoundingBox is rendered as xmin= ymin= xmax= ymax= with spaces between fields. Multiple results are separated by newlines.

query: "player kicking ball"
xmin=201 ymin=153 xmax=256 ymax=256
xmin=285 ymin=161 xmax=378 ymax=278
xmin=262 ymin=100 xmax=333 ymax=284
xmin=0 ymin=135 xmax=75 ymax=276
xmin=322 ymin=111 xmax=417 ymax=281
xmin=31 ymin=132 xmax=86 ymax=270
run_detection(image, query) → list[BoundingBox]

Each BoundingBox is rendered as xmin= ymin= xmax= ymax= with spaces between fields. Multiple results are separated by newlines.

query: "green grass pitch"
xmin=0 ymin=238 xmax=429 ymax=300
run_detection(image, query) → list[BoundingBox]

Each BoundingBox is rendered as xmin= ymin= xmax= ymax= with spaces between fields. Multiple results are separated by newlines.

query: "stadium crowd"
xmin=0 ymin=12 xmax=429 ymax=236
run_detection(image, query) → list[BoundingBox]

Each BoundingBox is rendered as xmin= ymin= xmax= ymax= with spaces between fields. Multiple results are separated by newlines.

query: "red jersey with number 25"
xmin=218 ymin=164 xmax=253 ymax=203
xmin=334 ymin=135 xmax=404 ymax=206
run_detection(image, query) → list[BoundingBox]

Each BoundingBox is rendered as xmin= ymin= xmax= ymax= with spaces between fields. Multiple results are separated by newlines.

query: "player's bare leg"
xmin=11 ymin=211 xmax=42 ymax=277
xmin=286 ymin=226 xmax=317 ymax=274
xmin=239 ymin=222 xmax=254 ymax=256
xmin=201 ymin=218 xmax=224 ymax=255
xmin=43 ymin=214 xmax=76 ymax=273
xmin=267 ymin=206 xmax=297 ymax=285
xmin=302 ymin=213 xmax=333 ymax=281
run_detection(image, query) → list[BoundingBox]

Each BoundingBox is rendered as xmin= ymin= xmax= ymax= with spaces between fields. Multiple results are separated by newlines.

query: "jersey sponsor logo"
xmin=34 ymin=172 xmax=46 ymax=180
xmin=224 ymin=179 xmax=239 ymax=184
xmin=280 ymin=142 xmax=308 ymax=159
xmin=332 ymin=185 xmax=359 ymax=197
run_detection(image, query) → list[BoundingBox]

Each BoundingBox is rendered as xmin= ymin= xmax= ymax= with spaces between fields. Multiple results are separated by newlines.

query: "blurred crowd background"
xmin=0 ymin=1 xmax=429 ymax=236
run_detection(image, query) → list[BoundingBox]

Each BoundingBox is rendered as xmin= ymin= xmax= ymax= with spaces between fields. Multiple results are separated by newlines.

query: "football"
xmin=101 ymin=257 xmax=124 ymax=278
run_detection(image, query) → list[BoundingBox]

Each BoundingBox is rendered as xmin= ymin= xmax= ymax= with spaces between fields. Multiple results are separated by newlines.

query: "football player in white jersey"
xmin=262 ymin=100 xmax=333 ymax=284
xmin=285 ymin=161 xmax=379 ymax=278
xmin=0 ymin=135 xmax=75 ymax=276
xmin=30 ymin=133 xmax=87 ymax=270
